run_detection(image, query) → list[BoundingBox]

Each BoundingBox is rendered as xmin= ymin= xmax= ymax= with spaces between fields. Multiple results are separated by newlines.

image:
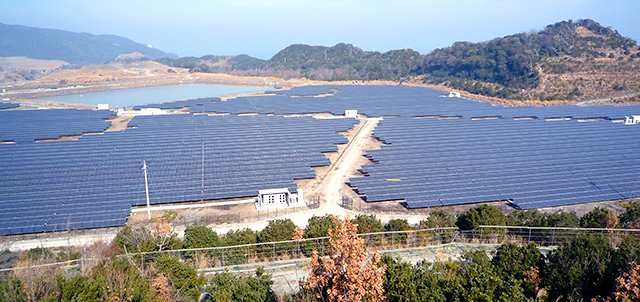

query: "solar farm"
xmin=1 ymin=85 xmax=640 ymax=235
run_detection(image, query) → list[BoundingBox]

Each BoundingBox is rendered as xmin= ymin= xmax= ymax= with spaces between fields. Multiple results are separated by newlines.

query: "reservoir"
xmin=37 ymin=84 xmax=269 ymax=107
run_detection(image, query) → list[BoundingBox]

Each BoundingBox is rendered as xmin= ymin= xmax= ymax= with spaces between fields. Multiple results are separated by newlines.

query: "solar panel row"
xmin=0 ymin=102 xmax=19 ymax=110
xmin=0 ymin=114 xmax=356 ymax=235
xmin=139 ymin=85 xmax=640 ymax=120
xmin=349 ymin=118 xmax=640 ymax=209
xmin=0 ymin=109 xmax=113 ymax=144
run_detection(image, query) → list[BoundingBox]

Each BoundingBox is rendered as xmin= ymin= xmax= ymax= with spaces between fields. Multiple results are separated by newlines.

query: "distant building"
xmin=624 ymin=115 xmax=640 ymax=125
xmin=345 ymin=109 xmax=358 ymax=118
xmin=96 ymin=104 xmax=109 ymax=110
xmin=256 ymin=188 xmax=305 ymax=210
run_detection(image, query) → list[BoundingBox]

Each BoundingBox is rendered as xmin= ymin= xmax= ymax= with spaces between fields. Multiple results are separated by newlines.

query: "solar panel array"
xmin=349 ymin=118 xmax=640 ymax=209
xmin=0 ymin=114 xmax=355 ymax=235
xmin=132 ymin=97 xmax=220 ymax=111
xmin=0 ymin=102 xmax=19 ymax=110
xmin=158 ymin=85 xmax=640 ymax=120
xmin=0 ymin=109 xmax=113 ymax=144
xmin=4 ymin=85 xmax=640 ymax=235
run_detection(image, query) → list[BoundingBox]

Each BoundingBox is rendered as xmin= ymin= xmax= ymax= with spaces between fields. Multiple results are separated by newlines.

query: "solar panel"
xmin=0 ymin=113 xmax=356 ymax=235
xmin=349 ymin=118 xmax=640 ymax=209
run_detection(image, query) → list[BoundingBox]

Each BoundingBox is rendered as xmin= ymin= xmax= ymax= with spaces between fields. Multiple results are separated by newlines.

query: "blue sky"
xmin=2 ymin=0 xmax=639 ymax=59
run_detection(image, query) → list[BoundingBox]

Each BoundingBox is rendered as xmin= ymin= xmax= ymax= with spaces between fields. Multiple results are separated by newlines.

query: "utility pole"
xmin=142 ymin=160 xmax=151 ymax=220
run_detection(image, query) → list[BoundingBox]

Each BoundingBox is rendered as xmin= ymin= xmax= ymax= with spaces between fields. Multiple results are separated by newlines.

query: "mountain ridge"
xmin=0 ymin=23 xmax=176 ymax=66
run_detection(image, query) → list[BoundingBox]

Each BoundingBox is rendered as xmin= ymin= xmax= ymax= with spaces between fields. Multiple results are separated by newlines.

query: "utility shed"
xmin=256 ymin=188 xmax=305 ymax=210
xmin=345 ymin=110 xmax=358 ymax=118
xmin=624 ymin=115 xmax=640 ymax=125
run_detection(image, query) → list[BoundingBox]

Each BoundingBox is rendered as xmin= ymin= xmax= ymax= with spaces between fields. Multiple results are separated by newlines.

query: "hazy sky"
xmin=2 ymin=0 xmax=639 ymax=59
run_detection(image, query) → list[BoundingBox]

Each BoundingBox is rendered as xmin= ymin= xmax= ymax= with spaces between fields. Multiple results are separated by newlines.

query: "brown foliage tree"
xmin=292 ymin=226 xmax=304 ymax=241
xmin=304 ymin=216 xmax=386 ymax=302
xmin=606 ymin=211 xmax=619 ymax=230
xmin=614 ymin=261 xmax=640 ymax=301
xmin=151 ymin=273 xmax=174 ymax=302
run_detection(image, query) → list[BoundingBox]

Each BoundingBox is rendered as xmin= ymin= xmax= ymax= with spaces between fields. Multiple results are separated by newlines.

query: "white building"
xmin=624 ymin=115 xmax=640 ymax=125
xmin=96 ymin=104 xmax=109 ymax=110
xmin=255 ymin=188 xmax=305 ymax=210
xmin=345 ymin=109 xmax=358 ymax=118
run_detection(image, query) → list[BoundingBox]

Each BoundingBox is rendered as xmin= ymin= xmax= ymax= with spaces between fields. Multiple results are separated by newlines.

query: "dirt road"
xmin=9 ymin=116 xmax=428 ymax=250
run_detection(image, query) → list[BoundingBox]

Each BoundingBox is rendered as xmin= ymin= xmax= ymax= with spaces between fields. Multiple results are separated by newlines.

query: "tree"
xmin=419 ymin=209 xmax=456 ymax=228
xmin=419 ymin=210 xmax=457 ymax=243
xmin=92 ymin=256 xmax=151 ymax=302
xmin=619 ymin=201 xmax=640 ymax=228
xmin=258 ymin=219 xmax=296 ymax=243
xmin=205 ymin=267 xmax=276 ymax=302
xmin=613 ymin=260 xmax=640 ymax=301
xmin=183 ymin=224 xmax=220 ymax=249
xmin=580 ymin=207 xmax=613 ymax=228
xmin=456 ymin=205 xmax=507 ymax=230
xmin=304 ymin=215 xmax=336 ymax=239
xmin=155 ymin=256 xmax=206 ymax=301
xmin=115 ymin=220 xmax=180 ymax=254
xmin=384 ymin=219 xmax=411 ymax=245
xmin=304 ymin=216 xmax=386 ymax=302
xmin=351 ymin=215 xmax=384 ymax=234
xmin=491 ymin=243 xmax=543 ymax=281
xmin=223 ymin=228 xmax=257 ymax=246
xmin=545 ymin=234 xmax=617 ymax=300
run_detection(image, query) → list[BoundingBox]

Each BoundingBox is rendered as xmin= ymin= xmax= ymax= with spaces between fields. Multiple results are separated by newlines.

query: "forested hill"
xmin=158 ymin=19 xmax=640 ymax=102
xmin=0 ymin=23 xmax=176 ymax=65
xmin=155 ymin=54 xmax=265 ymax=73
xmin=261 ymin=43 xmax=424 ymax=81
xmin=416 ymin=19 xmax=640 ymax=101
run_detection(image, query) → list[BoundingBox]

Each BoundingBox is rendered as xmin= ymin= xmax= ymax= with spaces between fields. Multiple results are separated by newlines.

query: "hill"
xmin=260 ymin=43 xmax=423 ymax=81
xmin=161 ymin=19 xmax=638 ymax=103
xmin=416 ymin=19 xmax=640 ymax=102
xmin=0 ymin=23 xmax=176 ymax=66
xmin=155 ymin=54 xmax=265 ymax=73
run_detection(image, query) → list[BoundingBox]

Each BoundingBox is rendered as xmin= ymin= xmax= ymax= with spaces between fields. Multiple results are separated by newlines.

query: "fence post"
xmin=528 ymin=228 xmax=532 ymax=244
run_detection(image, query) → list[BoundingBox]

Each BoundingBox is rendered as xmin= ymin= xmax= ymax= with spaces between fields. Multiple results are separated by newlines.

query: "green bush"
xmin=384 ymin=219 xmax=411 ymax=245
xmin=303 ymin=215 xmax=336 ymax=239
xmin=456 ymin=205 xmax=507 ymax=230
xmin=205 ymin=267 xmax=276 ymax=302
xmin=155 ymin=257 xmax=206 ymax=300
xmin=580 ymin=207 xmax=611 ymax=228
xmin=544 ymin=234 xmax=616 ymax=301
xmin=258 ymin=219 xmax=296 ymax=243
xmin=184 ymin=224 xmax=220 ymax=249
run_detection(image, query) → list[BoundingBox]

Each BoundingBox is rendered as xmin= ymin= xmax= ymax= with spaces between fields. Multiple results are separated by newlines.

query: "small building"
xmin=345 ymin=110 xmax=358 ymax=118
xmin=256 ymin=188 xmax=305 ymax=210
xmin=624 ymin=115 xmax=640 ymax=125
xmin=96 ymin=104 xmax=109 ymax=110
xmin=140 ymin=108 xmax=163 ymax=115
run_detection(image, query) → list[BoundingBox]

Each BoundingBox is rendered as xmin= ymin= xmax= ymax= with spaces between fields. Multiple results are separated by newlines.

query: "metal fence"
xmin=172 ymin=198 xmax=321 ymax=228
xmin=462 ymin=225 xmax=640 ymax=246
xmin=3 ymin=226 xmax=640 ymax=276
